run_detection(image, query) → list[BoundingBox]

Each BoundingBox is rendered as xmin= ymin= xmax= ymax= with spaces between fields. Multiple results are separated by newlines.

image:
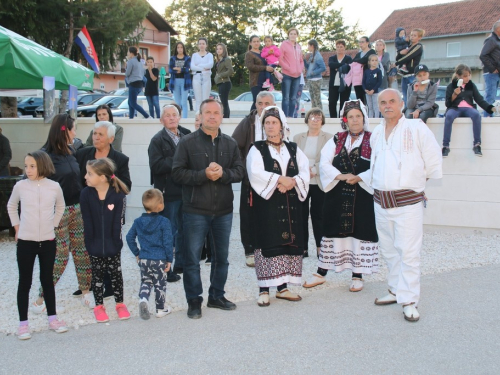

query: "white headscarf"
xmin=261 ymin=106 xmax=291 ymax=141
xmin=339 ymin=99 xmax=370 ymax=131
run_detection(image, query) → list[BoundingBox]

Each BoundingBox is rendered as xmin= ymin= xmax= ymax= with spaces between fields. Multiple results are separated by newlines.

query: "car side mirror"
xmin=28 ymin=99 xmax=34 ymax=104
xmin=108 ymin=103 xmax=114 ymax=108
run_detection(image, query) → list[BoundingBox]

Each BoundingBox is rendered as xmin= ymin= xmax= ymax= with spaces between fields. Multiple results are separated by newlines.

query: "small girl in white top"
xmin=7 ymin=151 xmax=67 ymax=340
xmin=191 ymin=37 xmax=214 ymax=112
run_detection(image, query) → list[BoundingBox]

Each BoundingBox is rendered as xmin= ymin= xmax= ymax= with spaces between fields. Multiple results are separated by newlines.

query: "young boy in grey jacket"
xmin=126 ymin=189 xmax=174 ymax=320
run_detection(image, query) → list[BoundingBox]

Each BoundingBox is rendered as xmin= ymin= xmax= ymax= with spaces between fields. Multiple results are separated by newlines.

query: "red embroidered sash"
xmin=373 ymin=189 xmax=425 ymax=209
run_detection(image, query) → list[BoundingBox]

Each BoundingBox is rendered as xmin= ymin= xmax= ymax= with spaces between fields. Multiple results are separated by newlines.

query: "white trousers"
xmin=192 ymin=73 xmax=212 ymax=112
xmin=374 ymin=201 xmax=423 ymax=305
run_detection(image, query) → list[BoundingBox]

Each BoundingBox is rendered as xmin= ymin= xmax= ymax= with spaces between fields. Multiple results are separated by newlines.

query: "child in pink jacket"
xmin=261 ymin=35 xmax=283 ymax=90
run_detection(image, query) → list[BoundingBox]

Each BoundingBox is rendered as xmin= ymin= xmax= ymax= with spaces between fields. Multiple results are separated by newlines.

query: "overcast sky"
xmin=148 ymin=0 xmax=461 ymax=36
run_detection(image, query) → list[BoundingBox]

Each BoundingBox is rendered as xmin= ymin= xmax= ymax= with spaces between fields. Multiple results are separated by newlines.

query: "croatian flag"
xmin=75 ymin=26 xmax=100 ymax=74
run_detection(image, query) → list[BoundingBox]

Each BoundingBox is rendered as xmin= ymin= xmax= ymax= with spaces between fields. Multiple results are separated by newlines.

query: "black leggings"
xmin=90 ymin=254 xmax=124 ymax=306
xmin=329 ymin=85 xmax=352 ymax=118
xmin=302 ymin=184 xmax=325 ymax=249
xmin=250 ymin=85 xmax=263 ymax=111
xmin=17 ymin=239 xmax=57 ymax=321
xmin=218 ymin=82 xmax=232 ymax=118
xmin=353 ymin=85 xmax=367 ymax=105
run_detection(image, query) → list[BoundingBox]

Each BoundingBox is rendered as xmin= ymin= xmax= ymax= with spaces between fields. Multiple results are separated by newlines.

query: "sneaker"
xmin=94 ymin=305 xmax=109 ymax=323
xmin=17 ymin=325 xmax=31 ymax=340
xmin=73 ymin=289 xmax=82 ymax=297
xmin=268 ymin=83 xmax=275 ymax=92
xmin=139 ymin=301 xmax=150 ymax=320
xmin=473 ymin=145 xmax=482 ymax=157
xmin=31 ymin=300 xmax=65 ymax=314
xmin=48 ymin=319 xmax=69 ymax=333
xmin=156 ymin=306 xmax=172 ymax=318
xmin=167 ymin=272 xmax=181 ymax=282
xmin=388 ymin=67 xmax=398 ymax=77
xmin=442 ymin=147 xmax=450 ymax=157
xmin=115 ymin=303 xmax=131 ymax=320
xmin=399 ymin=67 xmax=408 ymax=74
xmin=207 ymin=296 xmax=237 ymax=311
xmin=205 ymin=257 xmax=211 ymax=265
xmin=262 ymin=79 xmax=271 ymax=89
xmin=81 ymin=293 xmax=95 ymax=309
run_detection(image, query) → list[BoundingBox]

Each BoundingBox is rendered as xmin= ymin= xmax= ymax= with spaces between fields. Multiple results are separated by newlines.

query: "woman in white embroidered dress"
xmin=246 ymin=106 xmax=310 ymax=307
xmin=303 ymin=100 xmax=379 ymax=292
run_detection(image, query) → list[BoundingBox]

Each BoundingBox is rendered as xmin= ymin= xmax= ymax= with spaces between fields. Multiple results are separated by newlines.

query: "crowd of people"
xmin=5 ymin=20 xmax=500 ymax=340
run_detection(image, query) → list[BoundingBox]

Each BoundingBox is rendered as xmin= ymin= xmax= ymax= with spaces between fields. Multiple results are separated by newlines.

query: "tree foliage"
xmin=0 ymin=0 xmax=150 ymax=70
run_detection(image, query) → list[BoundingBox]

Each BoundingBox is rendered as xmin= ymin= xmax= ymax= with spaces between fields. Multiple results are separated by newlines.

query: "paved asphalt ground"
xmin=1 ymin=264 xmax=499 ymax=375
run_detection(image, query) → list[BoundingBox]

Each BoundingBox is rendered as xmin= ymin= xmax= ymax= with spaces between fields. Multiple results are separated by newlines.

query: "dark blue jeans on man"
xmin=162 ymin=200 xmax=184 ymax=270
xmin=281 ymin=74 xmax=300 ymax=117
xmin=146 ymin=95 xmax=160 ymax=118
xmin=483 ymin=72 xmax=499 ymax=117
xmin=128 ymin=86 xmax=149 ymax=119
xmin=182 ymin=212 xmax=232 ymax=301
xmin=443 ymin=107 xmax=482 ymax=147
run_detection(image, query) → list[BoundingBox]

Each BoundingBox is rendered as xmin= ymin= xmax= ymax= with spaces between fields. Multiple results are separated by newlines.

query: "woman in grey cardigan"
xmin=214 ymin=43 xmax=234 ymax=118
xmin=375 ymin=40 xmax=391 ymax=91
xmin=125 ymin=46 xmax=149 ymax=119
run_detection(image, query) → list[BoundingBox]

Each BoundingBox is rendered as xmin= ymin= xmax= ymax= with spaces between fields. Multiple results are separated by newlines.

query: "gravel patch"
xmin=1 ymin=214 xmax=499 ymax=335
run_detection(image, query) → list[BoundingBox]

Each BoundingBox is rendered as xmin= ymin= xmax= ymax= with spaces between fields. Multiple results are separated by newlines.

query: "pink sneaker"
xmin=48 ymin=319 xmax=69 ymax=333
xmin=116 ymin=303 xmax=130 ymax=320
xmin=17 ymin=325 xmax=31 ymax=340
xmin=269 ymin=84 xmax=275 ymax=92
xmin=262 ymin=79 xmax=271 ymax=89
xmin=94 ymin=305 xmax=109 ymax=323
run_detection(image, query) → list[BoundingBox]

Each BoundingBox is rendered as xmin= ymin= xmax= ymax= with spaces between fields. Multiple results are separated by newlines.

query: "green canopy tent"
xmin=0 ymin=25 xmax=94 ymax=90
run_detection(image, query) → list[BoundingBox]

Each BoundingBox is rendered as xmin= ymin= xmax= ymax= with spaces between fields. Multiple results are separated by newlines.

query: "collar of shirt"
xmin=165 ymin=128 xmax=182 ymax=145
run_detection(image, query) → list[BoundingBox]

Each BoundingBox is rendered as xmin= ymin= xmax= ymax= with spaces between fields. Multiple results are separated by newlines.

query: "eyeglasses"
xmin=309 ymin=116 xmax=321 ymax=122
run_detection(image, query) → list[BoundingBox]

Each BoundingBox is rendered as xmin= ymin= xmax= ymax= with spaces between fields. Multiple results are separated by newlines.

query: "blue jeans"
xmin=161 ymin=199 xmax=184 ymax=269
xmin=402 ymin=75 xmax=415 ymax=107
xmin=146 ymin=95 xmax=160 ymax=118
xmin=182 ymin=212 xmax=233 ymax=301
xmin=483 ymin=72 xmax=499 ymax=117
xmin=173 ymin=79 xmax=189 ymax=118
xmin=128 ymin=86 xmax=149 ymax=119
xmin=443 ymin=107 xmax=481 ymax=147
xmin=281 ymin=74 xmax=300 ymax=117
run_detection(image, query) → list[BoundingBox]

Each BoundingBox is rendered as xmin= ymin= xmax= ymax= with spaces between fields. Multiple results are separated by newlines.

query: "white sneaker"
xmin=17 ymin=325 xmax=31 ymax=340
xmin=81 ymin=293 xmax=95 ymax=309
xmin=156 ymin=306 xmax=172 ymax=318
xmin=31 ymin=300 xmax=66 ymax=314
xmin=403 ymin=303 xmax=420 ymax=322
xmin=349 ymin=278 xmax=363 ymax=292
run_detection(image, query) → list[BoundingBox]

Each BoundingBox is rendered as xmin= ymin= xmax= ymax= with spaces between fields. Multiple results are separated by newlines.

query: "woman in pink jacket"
xmin=279 ymin=28 xmax=304 ymax=117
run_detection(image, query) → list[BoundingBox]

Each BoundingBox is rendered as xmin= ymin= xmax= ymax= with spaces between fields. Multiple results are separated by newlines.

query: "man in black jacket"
xmin=480 ymin=21 xmax=500 ymax=117
xmin=148 ymin=104 xmax=191 ymax=277
xmin=172 ymin=99 xmax=244 ymax=319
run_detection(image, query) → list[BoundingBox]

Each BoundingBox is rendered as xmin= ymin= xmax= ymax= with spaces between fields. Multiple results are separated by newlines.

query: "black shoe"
xmin=173 ymin=267 xmax=183 ymax=274
xmin=167 ymin=273 xmax=181 ymax=283
xmin=442 ymin=147 xmax=450 ymax=157
xmin=187 ymin=297 xmax=203 ymax=319
xmin=473 ymin=145 xmax=482 ymax=157
xmin=205 ymin=257 xmax=211 ymax=265
xmin=73 ymin=289 xmax=82 ymax=297
xmin=207 ymin=296 xmax=237 ymax=311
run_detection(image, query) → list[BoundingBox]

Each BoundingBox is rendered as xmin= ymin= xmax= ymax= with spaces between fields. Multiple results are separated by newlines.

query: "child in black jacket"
xmin=80 ymin=157 xmax=130 ymax=323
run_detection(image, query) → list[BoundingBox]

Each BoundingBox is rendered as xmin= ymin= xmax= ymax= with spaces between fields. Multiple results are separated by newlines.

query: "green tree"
xmin=0 ymin=0 xmax=150 ymax=114
xmin=165 ymin=0 xmax=262 ymax=86
xmin=259 ymin=0 xmax=361 ymax=50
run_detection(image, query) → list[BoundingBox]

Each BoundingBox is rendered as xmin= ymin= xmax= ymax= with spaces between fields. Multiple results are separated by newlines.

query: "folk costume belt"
xmin=374 ymin=189 xmax=426 ymax=209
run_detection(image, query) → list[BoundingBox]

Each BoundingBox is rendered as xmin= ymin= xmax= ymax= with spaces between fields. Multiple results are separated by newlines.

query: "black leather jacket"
xmin=172 ymin=128 xmax=244 ymax=216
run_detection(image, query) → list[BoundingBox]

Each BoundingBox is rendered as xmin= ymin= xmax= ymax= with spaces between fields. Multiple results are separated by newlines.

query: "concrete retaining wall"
xmin=1 ymin=116 xmax=499 ymax=230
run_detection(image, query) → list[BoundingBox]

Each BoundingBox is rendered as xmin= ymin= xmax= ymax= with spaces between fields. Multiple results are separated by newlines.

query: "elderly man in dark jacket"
xmin=173 ymin=99 xmax=244 ymax=319
xmin=231 ymin=91 xmax=275 ymax=267
xmin=148 ymin=103 xmax=190 ymax=277
xmin=480 ymin=20 xmax=500 ymax=117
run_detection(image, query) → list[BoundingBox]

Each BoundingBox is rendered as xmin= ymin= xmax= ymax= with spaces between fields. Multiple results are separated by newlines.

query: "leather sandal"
xmin=303 ymin=273 xmax=326 ymax=288
xmin=275 ymin=289 xmax=302 ymax=301
xmin=403 ymin=303 xmax=420 ymax=322
xmin=257 ymin=292 xmax=270 ymax=307
xmin=374 ymin=289 xmax=397 ymax=305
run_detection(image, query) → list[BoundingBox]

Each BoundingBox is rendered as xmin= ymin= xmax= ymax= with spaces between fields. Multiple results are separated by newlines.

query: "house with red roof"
xmin=369 ymin=0 xmax=499 ymax=87
xmin=93 ymin=5 xmax=177 ymax=92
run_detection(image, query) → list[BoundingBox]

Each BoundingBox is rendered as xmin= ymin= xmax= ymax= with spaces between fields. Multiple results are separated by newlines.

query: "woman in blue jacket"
xmin=169 ymin=42 xmax=192 ymax=118
xmin=304 ymin=40 xmax=326 ymax=110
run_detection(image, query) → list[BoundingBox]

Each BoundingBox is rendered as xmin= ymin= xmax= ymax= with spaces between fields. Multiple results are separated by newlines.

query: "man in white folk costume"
xmin=369 ymin=89 xmax=442 ymax=322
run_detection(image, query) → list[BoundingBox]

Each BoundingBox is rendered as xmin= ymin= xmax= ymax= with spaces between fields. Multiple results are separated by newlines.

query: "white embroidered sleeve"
xmin=293 ymin=147 xmax=310 ymax=202
xmin=319 ymin=138 xmax=342 ymax=193
xmin=247 ymin=146 xmax=280 ymax=200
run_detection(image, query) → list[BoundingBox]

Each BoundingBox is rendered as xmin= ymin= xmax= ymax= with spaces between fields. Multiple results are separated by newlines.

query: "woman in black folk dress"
xmin=303 ymin=100 xmax=379 ymax=292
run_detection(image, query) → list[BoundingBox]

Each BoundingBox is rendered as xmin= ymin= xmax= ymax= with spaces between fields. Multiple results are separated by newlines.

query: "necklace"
xmin=349 ymin=130 xmax=364 ymax=137
xmin=266 ymin=139 xmax=283 ymax=151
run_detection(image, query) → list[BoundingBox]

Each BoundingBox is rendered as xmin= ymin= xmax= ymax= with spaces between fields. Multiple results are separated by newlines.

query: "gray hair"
xmin=256 ymin=91 xmax=275 ymax=102
xmin=161 ymin=104 xmax=181 ymax=118
xmin=493 ymin=20 xmax=500 ymax=32
xmin=94 ymin=121 xmax=116 ymax=138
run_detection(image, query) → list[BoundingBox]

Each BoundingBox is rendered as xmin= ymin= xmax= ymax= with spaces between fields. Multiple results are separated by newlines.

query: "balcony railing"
xmin=133 ymin=28 xmax=169 ymax=44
